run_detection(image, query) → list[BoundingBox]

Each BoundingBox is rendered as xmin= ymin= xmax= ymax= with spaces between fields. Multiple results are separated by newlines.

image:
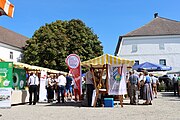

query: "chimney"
xmin=154 ymin=13 xmax=158 ymax=18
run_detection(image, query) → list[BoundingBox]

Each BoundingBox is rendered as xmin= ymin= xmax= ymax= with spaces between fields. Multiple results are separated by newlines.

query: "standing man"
xmin=56 ymin=73 xmax=66 ymax=103
xmin=172 ymin=74 xmax=179 ymax=96
xmin=28 ymin=72 xmax=39 ymax=105
xmin=65 ymin=74 xmax=73 ymax=101
xmin=128 ymin=70 xmax=139 ymax=105
xmin=85 ymin=68 xmax=94 ymax=107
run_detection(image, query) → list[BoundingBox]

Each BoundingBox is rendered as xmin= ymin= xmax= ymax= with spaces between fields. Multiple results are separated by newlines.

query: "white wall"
xmin=0 ymin=43 xmax=22 ymax=62
xmin=117 ymin=35 xmax=180 ymax=72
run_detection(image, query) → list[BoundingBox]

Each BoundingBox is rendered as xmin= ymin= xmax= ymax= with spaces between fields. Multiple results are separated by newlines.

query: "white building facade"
xmin=115 ymin=15 xmax=180 ymax=72
xmin=0 ymin=42 xmax=22 ymax=62
xmin=0 ymin=26 xmax=28 ymax=62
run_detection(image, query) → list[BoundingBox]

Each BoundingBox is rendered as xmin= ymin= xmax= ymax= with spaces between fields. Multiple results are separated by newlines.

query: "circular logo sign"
xmin=66 ymin=54 xmax=80 ymax=69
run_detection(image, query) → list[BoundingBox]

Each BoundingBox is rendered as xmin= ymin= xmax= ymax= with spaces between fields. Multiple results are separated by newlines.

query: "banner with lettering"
xmin=108 ymin=65 xmax=127 ymax=95
xmin=66 ymin=54 xmax=82 ymax=94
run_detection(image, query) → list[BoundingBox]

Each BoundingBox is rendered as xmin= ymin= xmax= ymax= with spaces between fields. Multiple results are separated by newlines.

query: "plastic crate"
xmin=104 ymin=98 xmax=114 ymax=107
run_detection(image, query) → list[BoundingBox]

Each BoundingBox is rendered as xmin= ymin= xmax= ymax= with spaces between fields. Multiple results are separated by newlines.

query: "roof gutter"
xmin=114 ymin=36 xmax=122 ymax=56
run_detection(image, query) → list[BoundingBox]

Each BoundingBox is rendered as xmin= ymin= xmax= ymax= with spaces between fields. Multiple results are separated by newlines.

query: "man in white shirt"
xmin=28 ymin=72 xmax=39 ymax=105
xmin=85 ymin=68 xmax=94 ymax=107
xmin=56 ymin=73 xmax=66 ymax=103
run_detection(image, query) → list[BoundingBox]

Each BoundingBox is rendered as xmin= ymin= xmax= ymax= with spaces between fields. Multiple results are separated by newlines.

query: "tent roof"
xmin=13 ymin=62 xmax=67 ymax=74
xmin=133 ymin=62 xmax=172 ymax=71
xmin=0 ymin=57 xmax=66 ymax=74
xmin=81 ymin=54 xmax=134 ymax=68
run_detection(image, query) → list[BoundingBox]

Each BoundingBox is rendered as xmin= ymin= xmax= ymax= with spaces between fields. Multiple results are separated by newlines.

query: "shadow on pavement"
xmin=168 ymin=99 xmax=180 ymax=101
xmin=122 ymin=102 xmax=153 ymax=106
xmin=160 ymin=92 xmax=180 ymax=102
xmin=44 ymin=101 xmax=83 ymax=107
xmin=160 ymin=92 xmax=179 ymax=97
xmin=11 ymin=103 xmax=28 ymax=106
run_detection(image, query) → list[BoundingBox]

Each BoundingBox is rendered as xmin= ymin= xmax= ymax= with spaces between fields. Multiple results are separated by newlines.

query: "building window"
xmin=17 ymin=54 xmax=23 ymax=62
xmin=159 ymin=43 xmax=165 ymax=50
xmin=134 ymin=60 xmax=139 ymax=66
xmin=132 ymin=44 xmax=137 ymax=52
xmin=159 ymin=59 xmax=166 ymax=66
xmin=10 ymin=52 xmax=13 ymax=59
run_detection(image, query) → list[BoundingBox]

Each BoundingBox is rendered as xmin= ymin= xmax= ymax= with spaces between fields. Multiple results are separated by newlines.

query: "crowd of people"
xmin=127 ymin=70 xmax=159 ymax=105
xmin=46 ymin=73 xmax=82 ymax=103
xmin=27 ymin=72 xmax=83 ymax=105
xmin=27 ymin=69 xmax=179 ymax=107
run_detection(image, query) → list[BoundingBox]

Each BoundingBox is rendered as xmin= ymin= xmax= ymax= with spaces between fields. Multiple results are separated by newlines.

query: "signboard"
xmin=0 ymin=88 xmax=11 ymax=108
xmin=66 ymin=54 xmax=82 ymax=94
xmin=108 ymin=65 xmax=127 ymax=95
xmin=13 ymin=68 xmax=26 ymax=90
xmin=0 ymin=62 xmax=13 ymax=88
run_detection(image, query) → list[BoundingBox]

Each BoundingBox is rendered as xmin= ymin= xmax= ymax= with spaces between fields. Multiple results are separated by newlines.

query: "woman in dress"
xmin=143 ymin=71 xmax=153 ymax=105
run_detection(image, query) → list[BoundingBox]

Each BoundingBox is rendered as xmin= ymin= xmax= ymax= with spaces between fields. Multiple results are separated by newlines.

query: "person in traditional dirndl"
xmin=143 ymin=71 xmax=153 ymax=105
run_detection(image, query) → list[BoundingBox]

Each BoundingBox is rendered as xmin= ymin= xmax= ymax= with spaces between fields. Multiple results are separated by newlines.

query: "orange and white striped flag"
xmin=0 ymin=0 xmax=14 ymax=18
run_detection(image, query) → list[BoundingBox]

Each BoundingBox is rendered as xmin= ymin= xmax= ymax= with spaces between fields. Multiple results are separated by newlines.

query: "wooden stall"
xmin=81 ymin=54 xmax=134 ymax=107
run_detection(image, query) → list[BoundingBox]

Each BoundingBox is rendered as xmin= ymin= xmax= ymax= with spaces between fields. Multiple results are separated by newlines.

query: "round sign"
xmin=66 ymin=55 xmax=80 ymax=69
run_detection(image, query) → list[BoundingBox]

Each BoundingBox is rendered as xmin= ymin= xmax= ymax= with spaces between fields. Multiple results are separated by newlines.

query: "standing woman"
xmin=47 ymin=75 xmax=54 ymax=103
xmin=139 ymin=72 xmax=144 ymax=99
xmin=143 ymin=71 xmax=153 ymax=105
xmin=150 ymin=74 xmax=158 ymax=98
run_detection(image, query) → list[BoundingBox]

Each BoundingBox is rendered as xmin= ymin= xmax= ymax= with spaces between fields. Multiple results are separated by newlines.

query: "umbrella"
xmin=133 ymin=62 xmax=172 ymax=72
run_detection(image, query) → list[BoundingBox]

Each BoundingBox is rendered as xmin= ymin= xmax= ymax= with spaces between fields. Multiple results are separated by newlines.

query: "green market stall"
xmin=0 ymin=62 xmax=26 ymax=90
xmin=0 ymin=61 xmax=67 ymax=105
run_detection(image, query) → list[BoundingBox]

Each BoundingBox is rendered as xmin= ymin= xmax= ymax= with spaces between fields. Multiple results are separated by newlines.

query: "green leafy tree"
xmin=22 ymin=19 xmax=103 ymax=71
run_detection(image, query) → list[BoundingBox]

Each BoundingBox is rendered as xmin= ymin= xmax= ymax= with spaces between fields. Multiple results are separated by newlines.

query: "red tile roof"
xmin=0 ymin=26 xmax=28 ymax=49
xmin=115 ymin=16 xmax=180 ymax=55
xmin=124 ymin=17 xmax=180 ymax=37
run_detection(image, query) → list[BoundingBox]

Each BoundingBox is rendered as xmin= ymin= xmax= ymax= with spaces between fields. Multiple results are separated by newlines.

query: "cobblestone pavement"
xmin=0 ymin=92 xmax=180 ymax=120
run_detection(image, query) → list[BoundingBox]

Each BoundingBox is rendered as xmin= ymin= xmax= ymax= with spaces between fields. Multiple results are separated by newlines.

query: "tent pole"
xmin=105 ymin=64 xmax=108 ymax=93
xmin=98 ymin=65 xmax=105 ymax=89
xmin=119 ymin=95 xmax=123 ymax=107
xmin=90 ymin=65 xmax=97 ymax=107
xmin=90 ymin=65 xmax=96 ymax=88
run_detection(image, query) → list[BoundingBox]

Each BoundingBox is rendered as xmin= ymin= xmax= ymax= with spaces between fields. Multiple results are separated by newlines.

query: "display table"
xmin=11 ymin=90 xmax=29 ymax=105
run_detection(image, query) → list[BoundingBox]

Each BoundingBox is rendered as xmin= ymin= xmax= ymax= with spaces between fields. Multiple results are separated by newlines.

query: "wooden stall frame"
xmin=90 ymin=64 xmax=124 ymax=107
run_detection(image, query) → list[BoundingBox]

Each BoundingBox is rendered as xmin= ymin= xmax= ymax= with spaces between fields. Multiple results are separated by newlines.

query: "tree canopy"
xmin=22 ymin=19 xmax=103 ymax=71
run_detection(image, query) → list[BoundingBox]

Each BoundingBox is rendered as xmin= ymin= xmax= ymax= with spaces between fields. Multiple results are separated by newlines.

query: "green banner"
xmin=0 ymin=62 xmax=13 ymax=88
xmin=13 ymin=68 xmax=26 ymax=90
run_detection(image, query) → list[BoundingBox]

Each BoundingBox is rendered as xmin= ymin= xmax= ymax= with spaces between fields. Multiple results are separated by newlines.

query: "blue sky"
xmin=1 ymin=0 xmax=180 ymax=55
